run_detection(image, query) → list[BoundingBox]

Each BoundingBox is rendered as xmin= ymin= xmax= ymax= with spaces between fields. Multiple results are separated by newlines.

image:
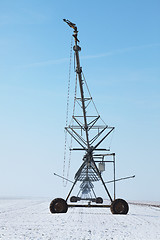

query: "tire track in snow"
xmin=0 ymin=199 xmax=160 ymax=240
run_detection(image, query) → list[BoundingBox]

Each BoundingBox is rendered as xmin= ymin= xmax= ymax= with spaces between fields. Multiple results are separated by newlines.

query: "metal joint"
xmin=76 ymin=67 xmax=82 ymax=74
xmin=73 ymin=45 xmax=81 ymax=52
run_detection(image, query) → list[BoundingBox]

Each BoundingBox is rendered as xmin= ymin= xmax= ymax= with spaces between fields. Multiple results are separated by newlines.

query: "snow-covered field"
xmin=0 ymin=198 xmax=160 ymax=240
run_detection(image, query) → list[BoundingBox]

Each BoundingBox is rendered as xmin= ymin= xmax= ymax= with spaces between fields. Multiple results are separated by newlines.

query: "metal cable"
xmin=73 ymin=73 xmax=78 ymax=118
xmin=64 ymin=74 xmax=78 ymax=185
xmin=108 ymin=128 xmax=115 ymax=150
xmin=82 ymin=71 xmax=107 ymax=126
xmin=66 ymin=74 xmax=78 ymax=177
xmin=82 ymin=71 xmax=99 ymax=115
xmin=63 ymin=36 xmax=73 ymax=186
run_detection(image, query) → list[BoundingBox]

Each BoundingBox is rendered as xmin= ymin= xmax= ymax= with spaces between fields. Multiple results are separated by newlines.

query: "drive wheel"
xmin=96 ymin=197 xmax=103 ymax=204
xmin=50 ymin=198 xmax=68 ymax=214
xmin=110 ymin=198 xmax=129 ymax=214
xmin=70 ymin=196 xmax=77 ymax=202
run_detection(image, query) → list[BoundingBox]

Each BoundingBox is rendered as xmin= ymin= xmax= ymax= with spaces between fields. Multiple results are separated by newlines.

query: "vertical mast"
xmin=73 ymin=28 xmax=90 ymax=149
xmin=63 ymin=19 xmax=90 ymax=149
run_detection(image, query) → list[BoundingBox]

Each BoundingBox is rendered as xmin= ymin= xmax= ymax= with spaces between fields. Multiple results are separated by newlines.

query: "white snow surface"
xmin=0 ymin=198 xmax=160 ymax=240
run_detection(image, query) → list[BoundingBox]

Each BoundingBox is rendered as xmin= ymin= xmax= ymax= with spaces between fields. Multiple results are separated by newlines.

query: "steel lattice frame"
xmin=63 ymin=19 xmax=116 ymax=203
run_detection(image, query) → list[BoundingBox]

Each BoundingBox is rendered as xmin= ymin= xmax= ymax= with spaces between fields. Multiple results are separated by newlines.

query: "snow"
xmin=0 ymin=198 xmax=160 ymax=240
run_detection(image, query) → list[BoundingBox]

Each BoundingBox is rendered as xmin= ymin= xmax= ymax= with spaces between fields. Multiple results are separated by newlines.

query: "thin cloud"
xmin=82 ymin=43 xmax=160 ymax=60
xmin=19 ymin=43 xmax=160 ymax=68
xmin=0 ymin=9 xmax=47 ymax=26
xmin=22 ymin=58 xmax=69 ymax=68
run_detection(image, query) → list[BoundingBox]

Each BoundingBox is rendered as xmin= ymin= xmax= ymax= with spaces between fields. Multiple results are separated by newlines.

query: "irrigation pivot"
xmin=49 ymin=19 xmax=133 ymax=214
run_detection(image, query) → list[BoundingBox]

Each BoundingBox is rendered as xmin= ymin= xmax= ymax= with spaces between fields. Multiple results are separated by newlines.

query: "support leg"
xmin=91 ymin=159 xmax=113 ymax=202
xmin=66 ymin=178 xmax=79 ymax=201
xmin=113 ymin=154 xmax=116 ymax=200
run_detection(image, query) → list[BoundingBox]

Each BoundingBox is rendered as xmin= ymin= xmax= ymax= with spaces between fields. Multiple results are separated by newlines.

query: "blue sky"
xmin=0 ymin=0 xmax=160 ymax=201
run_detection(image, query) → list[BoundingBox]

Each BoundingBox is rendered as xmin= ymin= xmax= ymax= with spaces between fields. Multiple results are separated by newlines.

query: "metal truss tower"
xmin=49 ymin=19 xmax=132 ymax=215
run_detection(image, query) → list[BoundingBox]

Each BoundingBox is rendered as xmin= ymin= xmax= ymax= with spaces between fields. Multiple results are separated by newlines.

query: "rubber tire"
xmin=110 ymin=198 xmax=129 ymax=214
xmin=70 ymin=196 xmax=77 ymax=202
xmin=96 ymin=197 xmax=103 ymax=204
xmin=50 ymin=198 xmax=68 ymax=214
